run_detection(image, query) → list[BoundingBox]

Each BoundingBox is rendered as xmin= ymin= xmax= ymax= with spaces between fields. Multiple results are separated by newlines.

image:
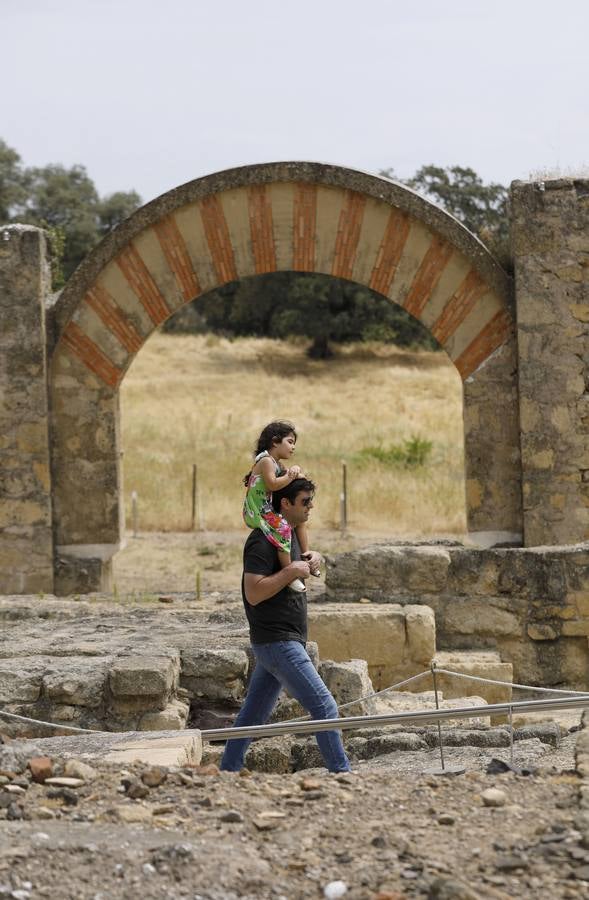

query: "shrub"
xmin=357 ymin=435 xmax=433 ymax=468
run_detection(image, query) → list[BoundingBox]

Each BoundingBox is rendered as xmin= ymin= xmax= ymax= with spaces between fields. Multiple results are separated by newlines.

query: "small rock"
xmin=300 ymin=777 xmax=322 ymax=791
xmin=158 ymin=595 xmax=174 ymax=603
xmin=323 ymin=881 xmax=347 ymax=899
xmin=126 ymin=778 xmax=149 ymax=800
xmin=141 ymin=767 xmax=167 ymax=787
xmin=44 ymin=777 xmax=84 ymax=789
xmin=481 ymin=788 xmax=507 ymax=808
xmin=220 ymin=810 xmax=244 ymax=823
xmin=64 ymin=760 xmax=98 ymax=782
xmin=428 ymin=878 xmax=481 ymax=899
xmin=4 ymin=784 xmax=26 ymax=795
xmin=46 ymin=787 xmax=78 ymax=806
xmin=6 ymin=802 xmax=24 ymax=820
xmin=113 ymin=804 xmax=152 ymax=823
xmin=195 ymin=764 xmax=219 ymax=776
xmin=35 ymin=807 xmax=56 ymax=820
xmin=495 ymin=854 xmax=529 ymax=871
xmin=253 ymin=816 xmax=280 ymax=831
xmin=437 ymin=813 xmax=455 ymax=825
xmin=572 ymin=865 xmax=589 ymax=881
xmin=28 ymin=757 xmax=53 ymax=783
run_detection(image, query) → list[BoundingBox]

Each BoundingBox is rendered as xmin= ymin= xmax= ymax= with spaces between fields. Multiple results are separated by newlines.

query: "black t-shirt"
xmin=241 ymin=529 xmax=307 ymax=645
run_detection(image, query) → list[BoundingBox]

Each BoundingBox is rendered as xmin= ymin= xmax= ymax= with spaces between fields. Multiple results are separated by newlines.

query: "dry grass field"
xmin=119 ymin=333 xmax=466 ymax=535
xmin=113 ymin=333 xmax=466 ymax=593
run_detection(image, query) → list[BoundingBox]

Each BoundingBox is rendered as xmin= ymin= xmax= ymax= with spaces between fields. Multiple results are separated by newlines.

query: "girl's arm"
xmin=296 ymin=523 xmax=310 ymax=554
xmin=258 ymin=457 xmax=301 ymax=491
xmin=297 ymin=524 xmax=321 ymax=575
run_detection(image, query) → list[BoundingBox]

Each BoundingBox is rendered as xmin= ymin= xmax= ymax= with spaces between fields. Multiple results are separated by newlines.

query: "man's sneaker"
xmin=289 ymin=578 xmax=306 ymax=592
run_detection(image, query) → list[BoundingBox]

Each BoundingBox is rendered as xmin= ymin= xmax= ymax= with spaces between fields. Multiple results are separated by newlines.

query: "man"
xmin=220 ymin=477 xmax=351 ymax=773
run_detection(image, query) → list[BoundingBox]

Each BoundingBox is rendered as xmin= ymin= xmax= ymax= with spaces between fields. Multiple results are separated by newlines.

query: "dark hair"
xmin=243 ymin=421 xmax=297 ymax=487
xmin=272 ymin=477 xmax=315 ymax=513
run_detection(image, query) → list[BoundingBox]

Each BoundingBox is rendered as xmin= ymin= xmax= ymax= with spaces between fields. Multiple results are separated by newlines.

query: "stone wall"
xmin=512 ymin=178 xmax=589 ymax=546
xmin=0 ymin=226 xmax=54 ymax=593
xmin=326 ymin=542 xmax=589 ymax=688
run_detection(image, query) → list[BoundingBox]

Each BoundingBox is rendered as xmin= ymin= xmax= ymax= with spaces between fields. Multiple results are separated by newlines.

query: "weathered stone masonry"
xmin=0 ymin=167 xmax=588 ymax=626
xmin=512 ymin=179 xmax=589 ymax=546
xmin=0 ymin=226 xmax=54 ymax=593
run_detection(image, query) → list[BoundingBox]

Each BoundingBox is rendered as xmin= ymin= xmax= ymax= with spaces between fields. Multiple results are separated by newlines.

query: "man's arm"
xmin=244 ymin=560 xmax=310 ymax=606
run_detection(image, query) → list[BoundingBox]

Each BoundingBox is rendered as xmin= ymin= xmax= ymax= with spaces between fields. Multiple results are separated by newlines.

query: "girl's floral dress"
xmin=243 ymin=451 xmax=292 ymax=552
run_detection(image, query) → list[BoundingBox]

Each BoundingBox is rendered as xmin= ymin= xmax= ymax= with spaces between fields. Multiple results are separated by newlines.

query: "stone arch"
xmin=48 ymin=162 xmax=521 ymax=588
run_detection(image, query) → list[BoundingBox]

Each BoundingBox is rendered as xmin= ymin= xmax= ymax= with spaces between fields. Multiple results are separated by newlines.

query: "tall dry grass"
xmin=120 ymin=334 xmax=466 ymax=538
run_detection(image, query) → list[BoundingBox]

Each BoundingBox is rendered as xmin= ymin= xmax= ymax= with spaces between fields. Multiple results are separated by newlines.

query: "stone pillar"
xmin=512 ymin=178 xmax=589 ymax=546
xmin=49 ymin=341 xmax=122 ymax=595
xmin=0 ymin=225 xmax=54 ymax=592
xmin=463 ymin=333 xmax=523 ymax=547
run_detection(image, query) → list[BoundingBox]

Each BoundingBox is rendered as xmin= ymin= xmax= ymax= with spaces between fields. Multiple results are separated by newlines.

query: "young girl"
xmin=243 ymin=421 xmax=310 ymax=592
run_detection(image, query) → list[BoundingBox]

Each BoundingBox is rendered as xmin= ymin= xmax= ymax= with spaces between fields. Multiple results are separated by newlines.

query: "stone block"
xmin=308 ymin=605 xmax=407 ymax=689
xmin=109 ymin=655 xmax=178 ymax=698
xmin=180 ymin=647 xmax=248 ymax=701
xmin=0 ymin=729 xmax=203 ymax=768
xmin=0 ymin=660 xmax=45 ymax=703
xmin=527 ymin=623 xmax=559 ymax=640
xmin=317 ymin=659 xmax=374 ymax=713
xmin=325 ymin=544 xmax=450 ymax=598
xmin=404 ymin=605 xmax=436 ymax=664
xmin=43 ymin=659 xmax=108 ymax=706
xmin=139 ymin=699 xmax=189 ymax=731
xmin=433 ymin=651 xmax=513 ymax=705
xmin=562 ymin=620 xmax=589 ymax=637
xmin=442 ymin=597 xmax=523 ymax=638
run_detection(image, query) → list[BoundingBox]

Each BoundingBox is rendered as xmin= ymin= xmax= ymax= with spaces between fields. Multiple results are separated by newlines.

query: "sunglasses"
xmin=300 ymin=497 xmax=313 ymax=507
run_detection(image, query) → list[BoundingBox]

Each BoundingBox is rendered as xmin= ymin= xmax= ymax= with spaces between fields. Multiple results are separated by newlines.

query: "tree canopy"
xmin=0 ymin=139 xmax=141 ymax=287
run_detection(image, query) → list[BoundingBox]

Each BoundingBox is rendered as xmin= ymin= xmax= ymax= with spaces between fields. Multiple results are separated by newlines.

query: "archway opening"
xmin=114 ymin=271 xmax=466 ymax=593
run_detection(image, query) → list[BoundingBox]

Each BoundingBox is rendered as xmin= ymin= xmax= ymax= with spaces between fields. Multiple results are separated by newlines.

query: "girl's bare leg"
xmin=278 ymin=548 xmax=306 ymax=592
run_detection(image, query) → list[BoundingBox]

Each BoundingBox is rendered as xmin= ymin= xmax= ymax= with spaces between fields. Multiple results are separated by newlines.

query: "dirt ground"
xmin=0 ymin=739 xmax=587 ymax=900
xmin=111 ymin=529 xmax=458 ymax=596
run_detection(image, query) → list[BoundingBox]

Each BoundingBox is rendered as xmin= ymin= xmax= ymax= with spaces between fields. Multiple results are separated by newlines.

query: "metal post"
xmin=432 ymin=663 xmax=445 ymax=771
xmin=509 ymin=706 xmax=514 ymax=765
xmin=424 ymin=662 xmax=465 ymax=776
xmin=131 ymin=491 xmax=138 ymax=538
xmin=340 ymin=460 xmax=347 ymax=531
xmin=191 ymin=464 xmax=197 ymax=531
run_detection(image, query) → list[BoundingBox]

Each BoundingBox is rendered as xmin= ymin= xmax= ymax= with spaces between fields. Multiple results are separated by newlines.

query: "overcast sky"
xmin=4 ymin=0 xmax=589 ymax=205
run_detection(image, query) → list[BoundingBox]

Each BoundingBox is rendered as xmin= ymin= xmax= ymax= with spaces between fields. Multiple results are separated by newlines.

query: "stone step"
xmin=432 ymin=650 xmax=513 ymax=706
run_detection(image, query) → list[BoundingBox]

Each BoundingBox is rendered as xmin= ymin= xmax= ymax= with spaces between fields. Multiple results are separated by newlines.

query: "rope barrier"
xmin=1 ymin=666 xmax=587 ymax=740
xmin=432 ymin=668 xmax=589 ymax=696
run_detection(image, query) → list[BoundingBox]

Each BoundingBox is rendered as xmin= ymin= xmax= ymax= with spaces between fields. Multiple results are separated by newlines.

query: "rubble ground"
xmin=0 ymin=731 xmax=588 ymax=900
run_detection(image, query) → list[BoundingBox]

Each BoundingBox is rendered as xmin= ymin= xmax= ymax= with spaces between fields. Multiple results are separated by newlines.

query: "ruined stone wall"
xmin=512 ymin=179 xmax=589 ymax=546
xmin=326 ymin=543 xmax=589 ymax=688
xmin=0 ymin=226 xmax=54 ymax=593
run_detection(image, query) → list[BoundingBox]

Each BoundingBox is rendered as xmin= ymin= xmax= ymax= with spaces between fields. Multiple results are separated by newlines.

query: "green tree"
xmin=19 ymin=164 xmax=101 ymax=279
xmin=168 ymin=272 xmax=437 ymax=356
xmin=0 ymin=139 xmax=27 ymax=222
xmin=0 ymin=138 xmax=142 ymax=285
xmin=98 ymin=190 xmax=142 ymax=236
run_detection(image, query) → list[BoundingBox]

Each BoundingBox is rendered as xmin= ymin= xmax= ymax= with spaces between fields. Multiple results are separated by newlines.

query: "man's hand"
xmin=301 ymin=550 xmax=322 ymax=576
xmin=289 ymin=559 xmax=311 ymax=580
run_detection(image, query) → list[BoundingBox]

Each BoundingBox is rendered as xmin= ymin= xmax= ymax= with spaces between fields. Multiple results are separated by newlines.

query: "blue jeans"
xmin=220 ymin=640 xmax=351 ymax=773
